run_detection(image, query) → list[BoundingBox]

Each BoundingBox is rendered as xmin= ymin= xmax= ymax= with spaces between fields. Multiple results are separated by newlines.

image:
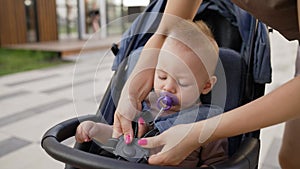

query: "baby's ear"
xmin=201 ymin=76 xmax=217 ymax=95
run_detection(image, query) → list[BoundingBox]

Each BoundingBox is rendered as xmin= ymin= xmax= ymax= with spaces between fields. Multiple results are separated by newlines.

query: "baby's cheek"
xmin=153 ymin=82 xmax=158 ymax=90
xmin=180 ymin=90 xmax=200 ymax=106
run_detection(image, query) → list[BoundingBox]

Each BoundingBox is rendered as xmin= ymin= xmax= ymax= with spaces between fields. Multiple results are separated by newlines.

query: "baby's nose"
xmin=163 ymin=79 xmax=176 ymax=93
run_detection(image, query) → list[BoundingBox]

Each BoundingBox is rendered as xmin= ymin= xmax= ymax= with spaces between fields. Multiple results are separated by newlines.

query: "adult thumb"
xmin=138 ymin=135 xmax=164 ymax=149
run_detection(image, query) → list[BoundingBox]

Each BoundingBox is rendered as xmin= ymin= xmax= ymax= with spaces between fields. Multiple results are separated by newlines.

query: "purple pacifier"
xmin=156 ymin=92 xmax=179 ymax=111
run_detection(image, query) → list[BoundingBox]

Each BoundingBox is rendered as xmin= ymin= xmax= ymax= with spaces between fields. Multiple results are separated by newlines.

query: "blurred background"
xmin=0 ymin=0 xmax=150 ymax=43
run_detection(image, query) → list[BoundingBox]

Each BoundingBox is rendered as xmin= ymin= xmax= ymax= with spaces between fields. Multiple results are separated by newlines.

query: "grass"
xmin=0 ymin=48 xmax=71 ymax=76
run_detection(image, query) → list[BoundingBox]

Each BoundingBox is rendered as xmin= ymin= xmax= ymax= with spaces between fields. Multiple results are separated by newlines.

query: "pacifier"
xmin=156 ymin=92 xmax=179 ymax=111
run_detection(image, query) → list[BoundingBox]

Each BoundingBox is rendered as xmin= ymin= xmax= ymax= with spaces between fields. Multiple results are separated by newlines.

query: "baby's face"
xmin=154 ymin=39 xmax=212 ymax=112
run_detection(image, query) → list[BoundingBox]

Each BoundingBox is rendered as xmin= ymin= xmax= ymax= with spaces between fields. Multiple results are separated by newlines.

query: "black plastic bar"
xmin=42 ymin=116 xmax=181 ymax=169
xmin=41 ymin=115 xmax=259 ymax=169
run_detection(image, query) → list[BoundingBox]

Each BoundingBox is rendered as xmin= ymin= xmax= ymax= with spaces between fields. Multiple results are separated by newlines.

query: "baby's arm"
xmin=75 ymin=121 xmax=113 ymax=144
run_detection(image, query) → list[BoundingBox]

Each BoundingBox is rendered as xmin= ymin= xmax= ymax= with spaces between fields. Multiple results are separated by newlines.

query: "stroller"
xmin=41 ymin=0 xmax=271 ymax=169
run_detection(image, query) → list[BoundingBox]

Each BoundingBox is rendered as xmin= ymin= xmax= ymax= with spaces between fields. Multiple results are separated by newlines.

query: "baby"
xmin=76 ymin=20 xmax=228 ymax=167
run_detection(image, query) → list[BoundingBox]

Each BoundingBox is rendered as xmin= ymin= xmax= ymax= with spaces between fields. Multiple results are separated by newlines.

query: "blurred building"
xmin=0 ymin=0 xmax=148 ymax=47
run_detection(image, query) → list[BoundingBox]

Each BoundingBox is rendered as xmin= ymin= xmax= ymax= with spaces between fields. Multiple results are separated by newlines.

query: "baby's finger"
xmin=82 ymin=131 xmax=91 ymax=142
xmin=77 ymin=126 xmax=91 ymax=142
xmin=75 ymin=127 xmax=85 ymax=143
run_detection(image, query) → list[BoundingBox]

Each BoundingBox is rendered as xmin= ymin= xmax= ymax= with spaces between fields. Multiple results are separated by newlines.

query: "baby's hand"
xmin=75 ymin=121 xmax=95 ymax=143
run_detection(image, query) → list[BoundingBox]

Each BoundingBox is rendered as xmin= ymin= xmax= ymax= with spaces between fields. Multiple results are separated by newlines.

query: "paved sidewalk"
xmin=0 ymin=47 xmax=115 ymax=169
xmin=0 ymin=31 xmax=298 ymax=169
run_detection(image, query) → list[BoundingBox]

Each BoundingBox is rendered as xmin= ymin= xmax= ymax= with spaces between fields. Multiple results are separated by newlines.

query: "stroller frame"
xmin=42 ymin=0 xmax=270 ymax=168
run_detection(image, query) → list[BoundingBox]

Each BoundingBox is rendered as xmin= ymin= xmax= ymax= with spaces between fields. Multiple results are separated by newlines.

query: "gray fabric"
xmin=252 ymin=22 xmax=272 ymax=83
xmin=125 ymin=47 xmax=143 ymax=79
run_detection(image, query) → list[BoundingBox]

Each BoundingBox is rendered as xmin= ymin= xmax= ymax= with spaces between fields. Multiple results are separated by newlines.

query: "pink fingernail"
xmin=138 ymin=138 xmax=147 ymax=145
xmin=125 ymin=134 xmax=131 ymax=144
xmin=138 ymin=117 xmax=145 ymax=125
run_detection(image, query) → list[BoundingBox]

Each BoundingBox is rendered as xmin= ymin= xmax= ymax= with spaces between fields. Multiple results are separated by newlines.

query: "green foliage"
xmin=0 ymin=48 xmax=70 ymax=76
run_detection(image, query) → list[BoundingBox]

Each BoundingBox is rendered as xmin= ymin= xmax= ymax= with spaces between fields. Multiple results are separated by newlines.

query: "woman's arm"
xmin=211 ymin=76 xmax=300 ymax=142
xmin=140 ymin=76 xmax=300 ymax=165
xmin=112 ymin=0 xmax=203 ymax=142
xmin=112 ymin=34 xmax=164 ymax=140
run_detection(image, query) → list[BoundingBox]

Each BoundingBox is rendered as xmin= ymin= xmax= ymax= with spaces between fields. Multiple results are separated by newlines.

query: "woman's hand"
xmin=138 ymin=123 xmax=202 ymax=165
xmin=112 ymin=49 xmax=159 ymax=142
xmin=112 ymin=104 xmax=148 ymax=143
xmin=112 ymin=90 xmax=143 ymax=143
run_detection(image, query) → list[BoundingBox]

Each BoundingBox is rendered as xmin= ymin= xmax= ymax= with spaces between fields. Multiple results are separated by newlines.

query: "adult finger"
xmin=148 ymin=150 xmax=184 ymax=166
xmin=148 ymin=152 xmax=173 ymax=166
xmin=120 ymin=116 xmax=134 ymax=144
xmin=138 ymin=136 xmax=174 ymax=165
xmin=112 ymin=112 xmax=134 ymax=144
xmin=112 ymin=113 xmax=123 ymax=138
xmin=137 ymin=117 xmax=147 ymax=138
xmin=146 ymin=139 xmax=190 ymax=166
xmin=138 ymin=135 xmax=164 ymax=148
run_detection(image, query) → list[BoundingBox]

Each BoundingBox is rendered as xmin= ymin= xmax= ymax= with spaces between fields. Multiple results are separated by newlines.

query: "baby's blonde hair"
xmin=165 ymin=20 xmax=219 ymax=76
xmin=194 ymin=20 xmax=219 ymax=53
